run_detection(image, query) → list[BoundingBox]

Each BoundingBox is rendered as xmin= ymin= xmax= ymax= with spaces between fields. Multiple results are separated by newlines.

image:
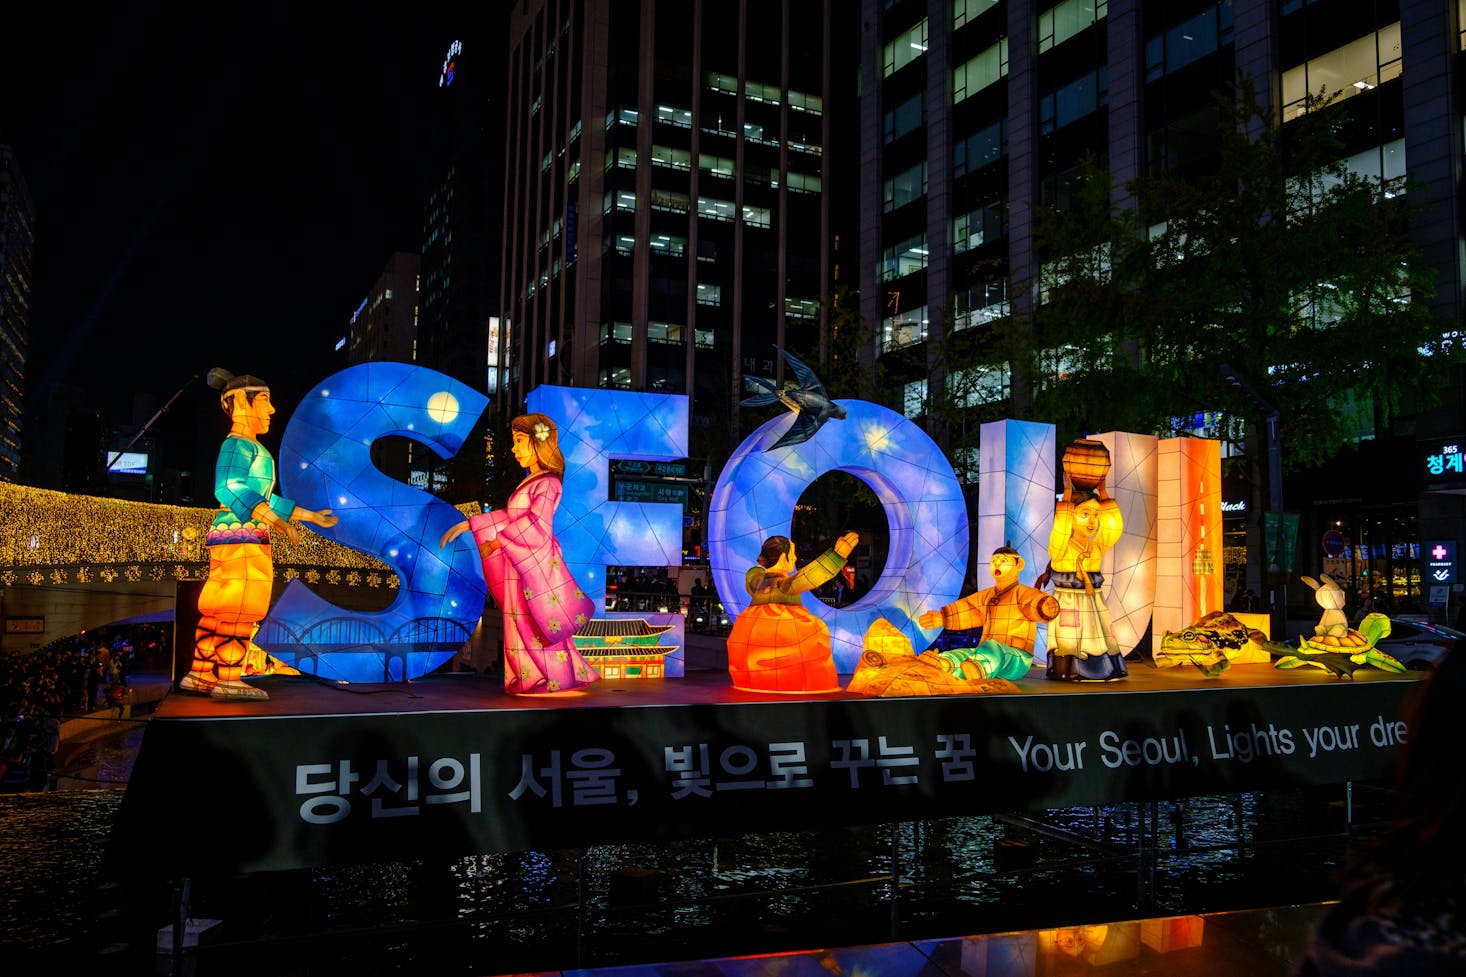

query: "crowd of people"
xmin=0 ymin=626 xmax=162 ymax=791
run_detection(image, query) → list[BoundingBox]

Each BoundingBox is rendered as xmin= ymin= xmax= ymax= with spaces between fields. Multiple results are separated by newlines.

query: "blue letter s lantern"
xmin=259 ymin=363 xmax=489 ymax=683
xmin=709 ymin=400 xmax=968 ymax=672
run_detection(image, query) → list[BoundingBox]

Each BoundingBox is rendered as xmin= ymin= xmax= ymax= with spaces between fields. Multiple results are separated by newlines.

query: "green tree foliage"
xmin=1022 ymin=84 xmax=1457 ymax=470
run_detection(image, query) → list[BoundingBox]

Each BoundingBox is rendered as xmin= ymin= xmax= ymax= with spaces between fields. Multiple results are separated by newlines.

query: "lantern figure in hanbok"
xmin=183 ymin=371 xmax=338 ymax=701
xmin=441 ymin=413 xmax=597 ymax=694
xmin=916 ymin=545 xmax=1057 ymax=681
xmin=726 ymin=531 xmax=858 ymax=693
xmin=1040 ymin=440 xmax=1126 ymax=681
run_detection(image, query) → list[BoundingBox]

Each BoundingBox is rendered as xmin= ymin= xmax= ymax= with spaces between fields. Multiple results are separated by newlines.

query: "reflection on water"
xmin=1 ymin=769 xmax=1375 ymax=973
xmin=0 ymin=789 xmax=125 ymax=950
xmin=54 ymin=723 xmax=147 ymax=789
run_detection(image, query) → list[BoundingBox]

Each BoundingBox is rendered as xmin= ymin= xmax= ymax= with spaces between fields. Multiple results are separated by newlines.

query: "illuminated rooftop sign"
xmin=439 ymin=39 xmax=462 ymax=88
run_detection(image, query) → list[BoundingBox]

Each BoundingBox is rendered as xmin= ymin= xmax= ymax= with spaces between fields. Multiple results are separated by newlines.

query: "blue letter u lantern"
xmin=708 ymin=400 xmax=969 ymax=672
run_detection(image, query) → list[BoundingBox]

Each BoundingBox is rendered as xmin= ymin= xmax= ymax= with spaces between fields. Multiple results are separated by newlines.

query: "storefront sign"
xmin=1423 ymin=540 xmax=1457 ymax=584
xmin=1422 ymin=439 xmax=1466 ymax=484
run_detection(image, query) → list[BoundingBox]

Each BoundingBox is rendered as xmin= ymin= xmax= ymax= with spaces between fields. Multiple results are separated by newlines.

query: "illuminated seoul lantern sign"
xmin=439 ymin=39 xmax=462 ymax=87
xmin=266 ymin=366 xmax=1218 ymax=682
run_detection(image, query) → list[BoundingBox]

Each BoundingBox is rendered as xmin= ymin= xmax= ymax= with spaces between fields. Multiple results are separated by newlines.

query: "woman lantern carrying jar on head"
xmin=441 ymin=413 xmax=597 ymax=694
xmin=1042 ymin=439 xmax=1126 ymax=682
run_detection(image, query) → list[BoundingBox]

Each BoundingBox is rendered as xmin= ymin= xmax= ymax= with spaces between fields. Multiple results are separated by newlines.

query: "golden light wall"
xmin=0 ymin=482 xmax=440 ymax=586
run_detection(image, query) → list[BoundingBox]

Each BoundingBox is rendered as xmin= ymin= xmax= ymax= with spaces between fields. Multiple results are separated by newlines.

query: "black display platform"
xmin=108 ymin=663 xmax=1420 ymax=877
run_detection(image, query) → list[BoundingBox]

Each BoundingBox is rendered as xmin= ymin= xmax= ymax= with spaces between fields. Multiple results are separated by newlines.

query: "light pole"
xmin=1220 ymin=364 xmax=1286 ymax=640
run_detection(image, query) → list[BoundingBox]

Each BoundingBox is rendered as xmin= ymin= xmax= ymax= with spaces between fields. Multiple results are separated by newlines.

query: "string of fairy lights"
xmin=0 ymin=483 xmax=476 ymax=588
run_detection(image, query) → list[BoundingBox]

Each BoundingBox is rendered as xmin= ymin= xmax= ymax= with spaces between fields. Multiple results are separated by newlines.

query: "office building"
xmin=501 ymin=0 xmax=858 ymax=462
xmin=0 ymin=145 xmax=33 ymax=482
xmin=858 ymin=0 xmax=1466 ymax=611
xmin=348 ymin=252 xmax=421 ymax=485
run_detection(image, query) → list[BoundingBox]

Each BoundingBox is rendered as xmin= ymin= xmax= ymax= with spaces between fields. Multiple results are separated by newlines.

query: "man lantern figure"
xmin=182 ymin=371 xmax=337 ymax=701
xmin=916 ymin=545 xmax=1058 ymax=681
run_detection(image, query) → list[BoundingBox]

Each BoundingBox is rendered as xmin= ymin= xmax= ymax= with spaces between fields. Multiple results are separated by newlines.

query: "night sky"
xmin=1 ymin=3 xmax=490 ymax=438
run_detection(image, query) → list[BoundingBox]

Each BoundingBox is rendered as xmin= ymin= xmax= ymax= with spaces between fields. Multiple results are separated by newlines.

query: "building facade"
xmin=348 ymin=252 xmax=422 ymax=486
xmin=859 ymin=0 xmax=1466 ymax=617
xmin=419 ymin=34 xmax=504 ymax=398
xmin=501 ymin=0 xmax=857 ymax=462
xmin=0 ymin=145 xmax=33 ymax=482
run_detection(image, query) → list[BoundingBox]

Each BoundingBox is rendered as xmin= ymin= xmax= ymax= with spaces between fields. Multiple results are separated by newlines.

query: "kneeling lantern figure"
xmin=726 ymin=531 xmax=858 ymax=693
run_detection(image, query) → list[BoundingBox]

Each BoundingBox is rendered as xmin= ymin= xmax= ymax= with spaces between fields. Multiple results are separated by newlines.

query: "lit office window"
xmin=600 ymin=367 xmax=632 ymax=389
xmin=742 ymin=204 xmax=771 ymax=228
xmin=1038 ymin=0 xmax=1107 ymax=53
xmin=1281 ymin=23 xmax=1401 ymax=121
xmin=656 ymin=104 xmax=694 ymax=128
xmin=883 ymin=161 xmax=928 ymax=212
xmin=882 ymin=306 xmax=929 ymax=351
xmin=651 ymin=189 xmax=690 ymax=213
xmin=954 ymin=281 xmax=1009 ymax=331
xmin=649 ymin=234 xmax=688 ymax=256
xmin=601 ymin=321 xmax=633 ymax=344
xmin=652 ymin=145 xmax=693 ymax=170
xmin=605 ymin=107 xmax=639 ymax=128
xmin=603 ymin=190 xmax=637 ymax=214
xmin=948 ymin=364 xmax=1010 ymax=407
xmin=883 ymin=19 xmax=929 ymax=76
xmin=697 ymin=283 xmax=722 ymax=306
xmin=784 ymin=298 xmax=820 ymax=320
xmin=953 ymin=200 xmax=1005 ymax=253
xmin=954 ymin=0 xmax=999 ymax=30
xmin=786 ymin=171 xmax=823 ymax=194
xmin=788 ymin=89 xmax=823 ymax=115
xmin=698 ymin=198 xmax=737 ymax=222
xmin=952 ymin=38 xmax=1008 ymax=103
xmin=745 ymin=79 xmax=782 ymax=105
xmin=903 ymin=379 xmax=928 ymax=418
xmin=647 ymin=321 xmax=686 ymax=344
xmin=881 ymin=234 xmax=929 ymax=282
xmin=706 ymin=71 xmax=739 ymax=96
xmin=699 ymin=153 xmax=737 ymax=179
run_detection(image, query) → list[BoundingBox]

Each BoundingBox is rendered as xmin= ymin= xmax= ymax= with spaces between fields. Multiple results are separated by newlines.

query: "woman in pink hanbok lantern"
xmin=441 ymin=413 xmax=597 ymax=694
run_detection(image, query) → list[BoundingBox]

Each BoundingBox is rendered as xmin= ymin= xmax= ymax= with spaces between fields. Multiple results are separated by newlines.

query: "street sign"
xmin=1321 ymin=529 xmax=1345 ymax=557
xmin=1264 ymin=512 xmax=1300 ymax=573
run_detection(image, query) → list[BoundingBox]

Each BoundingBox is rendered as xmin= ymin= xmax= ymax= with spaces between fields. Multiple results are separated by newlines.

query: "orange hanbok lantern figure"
xmin=441 ymin=413 xmax=597 ymax=694
xmin=183 ymin=371 xmax=338 ymax=701
xmin=726 ymin=531 xmax=858 ymax=693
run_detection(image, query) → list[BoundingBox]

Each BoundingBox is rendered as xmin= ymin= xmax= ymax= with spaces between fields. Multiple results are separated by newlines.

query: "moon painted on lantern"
xmin=426 ymin=392 xmax=460 ymax=424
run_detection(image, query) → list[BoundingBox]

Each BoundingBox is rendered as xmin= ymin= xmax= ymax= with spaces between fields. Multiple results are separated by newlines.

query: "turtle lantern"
xmin=1274 ymin=573 xmax=1405 ymax=677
